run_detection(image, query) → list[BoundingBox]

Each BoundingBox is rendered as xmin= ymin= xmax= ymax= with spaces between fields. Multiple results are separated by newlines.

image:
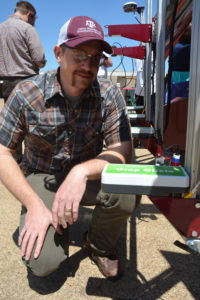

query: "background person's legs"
xmin=2 ymin=78 xmax=26 ymax=163
xmin=2 ymin=79 xmax=21 ymax=102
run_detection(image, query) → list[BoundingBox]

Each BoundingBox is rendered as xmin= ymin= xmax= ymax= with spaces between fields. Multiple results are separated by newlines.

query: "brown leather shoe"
xmin=82 ymin=233 xmax=122 ymax=280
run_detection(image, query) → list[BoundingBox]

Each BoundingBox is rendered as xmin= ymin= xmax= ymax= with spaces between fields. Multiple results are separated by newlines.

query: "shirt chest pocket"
xmin=25 ymin=109 xmax=69 ymax=151
xmin=27 ymin=123 xmax=68 ymax=151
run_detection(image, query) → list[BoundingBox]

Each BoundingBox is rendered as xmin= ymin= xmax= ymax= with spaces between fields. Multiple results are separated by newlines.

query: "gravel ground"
xmin=1 ymin=179 xmax=200 ymax=300
xmin=0 ymin=99 xmax=200 ymax=299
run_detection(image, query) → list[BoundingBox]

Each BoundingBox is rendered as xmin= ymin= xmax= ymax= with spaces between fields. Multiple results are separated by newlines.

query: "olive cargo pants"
xmin=19 ymin=173 xmax=136 ymax=277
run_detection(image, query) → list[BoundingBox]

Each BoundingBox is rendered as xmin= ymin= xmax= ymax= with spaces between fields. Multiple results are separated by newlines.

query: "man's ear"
xmin=54 ymin=45 xmax=63 ymax=63
xmin=27 ymin=11 xmax=35 ymax=26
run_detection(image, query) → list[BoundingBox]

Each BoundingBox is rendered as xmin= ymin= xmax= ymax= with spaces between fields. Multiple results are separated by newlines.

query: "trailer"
xmin=102 ymin=0 xmax=200 ymax=255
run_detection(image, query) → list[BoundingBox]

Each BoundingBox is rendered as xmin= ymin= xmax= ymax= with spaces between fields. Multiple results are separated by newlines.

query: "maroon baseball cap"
xmin=58 ymin=16 xmax=112 ymax=54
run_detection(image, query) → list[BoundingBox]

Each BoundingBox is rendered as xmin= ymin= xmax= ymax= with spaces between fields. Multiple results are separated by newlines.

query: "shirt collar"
xmin=44 ymin=68 xmax=102 ymax=103
xmin=10 ymin=15 xmax=25 ymax=22
xmin=44 ymin=69 xmax=63 ymax=102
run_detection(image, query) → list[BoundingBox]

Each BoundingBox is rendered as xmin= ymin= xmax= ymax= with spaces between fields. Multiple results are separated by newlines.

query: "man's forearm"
xmin=72 ymin=140 xmax=133 ymax=181
xmin=52 ymin=140 xmax=132 ymax=228
xmin=0 ymin=148 xmax=43 ymax=210
xmin=0 ymin=145 xmax=56 ymax=260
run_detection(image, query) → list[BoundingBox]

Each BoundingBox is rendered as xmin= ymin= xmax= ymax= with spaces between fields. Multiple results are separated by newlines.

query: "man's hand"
xmin=18 ymin=203 xmax=58 ymax=261
xmin=52 ymin=167 xmax=87 ymax=230
xmin=52 ymin=140 xmax=132 ymax=230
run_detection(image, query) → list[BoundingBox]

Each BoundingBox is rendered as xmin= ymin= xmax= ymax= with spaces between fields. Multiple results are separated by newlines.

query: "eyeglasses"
xmin=65 ymin=46 xmax=103 ymax=67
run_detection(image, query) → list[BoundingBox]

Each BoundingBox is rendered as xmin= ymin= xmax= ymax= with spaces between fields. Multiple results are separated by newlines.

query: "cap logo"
xmin=58 ymin=16 xmax=112 ymax=54
xmin=86 ymin=20 xmax=96 ymax=29
xmin=77 ymin=19 xmax=102 ymax=38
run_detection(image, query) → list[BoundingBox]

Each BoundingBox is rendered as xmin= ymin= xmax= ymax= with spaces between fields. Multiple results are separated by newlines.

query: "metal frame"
xmin=184 ymin=0 xmax=200 ymax=189
xmin=144 ymin=0 xmax=152 ymax=122
xmin=154 ymin=0 xmax=167 ymax=137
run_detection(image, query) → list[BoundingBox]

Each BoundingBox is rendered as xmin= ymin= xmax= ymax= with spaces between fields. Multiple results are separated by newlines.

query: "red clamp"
xmin=112 ymin=46 xmax=146 ymax=59
xmin=106 ymin=24 xmax=152 ymax=43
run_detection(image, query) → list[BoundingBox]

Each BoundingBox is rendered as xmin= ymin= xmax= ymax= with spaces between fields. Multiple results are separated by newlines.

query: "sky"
xmin=0 ymin=0 xmax=157 ymax=73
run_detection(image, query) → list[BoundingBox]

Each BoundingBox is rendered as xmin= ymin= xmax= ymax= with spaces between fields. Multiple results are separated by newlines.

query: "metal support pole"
xmin=184 ymin=0 xmax=200 ymax=189
xmin=138 ymin=7 xmax=145 ymax=113
xmin=139 ymin=7 xmax=144 ymax=24
xmin=154 ymin=0 xmax=167 ymax=137
xmin=144 ymin=0 xmax=152 ymax=121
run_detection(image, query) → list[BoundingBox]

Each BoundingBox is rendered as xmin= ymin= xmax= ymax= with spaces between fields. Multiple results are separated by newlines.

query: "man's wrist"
xmin=25 ymin=196 xmax=45 ymax=211
xmin=70 ymin=164 xmax=89 ymax=181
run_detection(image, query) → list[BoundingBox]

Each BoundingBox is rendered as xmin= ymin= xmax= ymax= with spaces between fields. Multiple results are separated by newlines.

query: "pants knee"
xmin=29 ymin=265 xmax=58 ymax=277
xmin=98 ymin=191 xmax=136 ymax=216
xmin=23 ymin=254 xmax=65 ymax=277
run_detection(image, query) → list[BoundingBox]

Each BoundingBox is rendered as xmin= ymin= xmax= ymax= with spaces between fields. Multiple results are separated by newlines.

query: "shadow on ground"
xmin=12 ymin=202 xmax=200 ymax=299
xmin=85 ymin=249 xmax=200 ymax=300
xmin=85 ymin=204 xmax=200 ymax=300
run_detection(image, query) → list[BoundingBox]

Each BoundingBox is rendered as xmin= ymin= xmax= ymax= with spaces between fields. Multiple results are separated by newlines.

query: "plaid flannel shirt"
xmin=0 ymin=69 xmax=131 ymax=174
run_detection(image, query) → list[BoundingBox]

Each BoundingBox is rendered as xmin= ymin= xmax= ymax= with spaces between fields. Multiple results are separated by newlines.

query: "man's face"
xmin=54 ymin=41 xmax=103 ymax=95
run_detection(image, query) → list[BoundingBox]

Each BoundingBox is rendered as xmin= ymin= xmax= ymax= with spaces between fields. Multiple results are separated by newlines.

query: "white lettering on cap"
xmin=86 ymin=20 xmax=96 ymax=28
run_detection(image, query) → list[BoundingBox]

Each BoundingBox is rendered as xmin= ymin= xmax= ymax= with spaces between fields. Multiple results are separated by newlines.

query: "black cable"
xmin=110 ymin=42 xmax=137 ymax=90
xmin=134 ymin=16 xmax=141 ymax=24
xmin=133 ymin=12 xmax=141 ymax=24
xmin=124 ymin=58 xmax=135 ymax=87
xmin=110 ymin=42 xmax=127 ymax=88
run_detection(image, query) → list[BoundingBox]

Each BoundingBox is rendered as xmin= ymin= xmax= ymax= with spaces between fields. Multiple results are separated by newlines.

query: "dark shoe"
xmin=82 ymin=233 xmax=122 ymax=280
